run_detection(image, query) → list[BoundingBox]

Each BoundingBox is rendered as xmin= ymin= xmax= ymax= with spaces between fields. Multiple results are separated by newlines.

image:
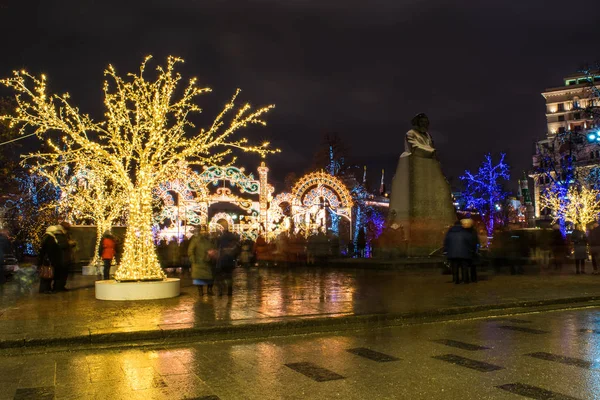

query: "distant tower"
xmin=519 ymin=172 xmax=535 ymax=227
xmin=363 ymin=165 xmax=367 ymax=185
xmin=379 ymin=169 xmax=386 ymax=195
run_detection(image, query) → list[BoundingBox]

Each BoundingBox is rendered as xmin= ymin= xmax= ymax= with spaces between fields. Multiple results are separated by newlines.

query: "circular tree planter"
xmin=95 ymin=278 xmax=180 ymax=300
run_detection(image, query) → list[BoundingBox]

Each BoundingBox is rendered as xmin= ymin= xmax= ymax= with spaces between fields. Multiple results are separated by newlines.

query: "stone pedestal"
xmin=388 ymin=155 xmax=456 ymax=256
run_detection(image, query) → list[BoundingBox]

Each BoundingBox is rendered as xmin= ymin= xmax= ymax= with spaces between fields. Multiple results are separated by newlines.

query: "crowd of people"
xmin=14 ymin=217 xmax=600 ymax=296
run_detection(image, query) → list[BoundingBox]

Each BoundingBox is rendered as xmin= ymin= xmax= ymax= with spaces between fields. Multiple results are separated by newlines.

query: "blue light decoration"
xmin=460 ymin=153 xmax=510 ymax=237
xmin=587 ymin=131 xmax=600 ymax=143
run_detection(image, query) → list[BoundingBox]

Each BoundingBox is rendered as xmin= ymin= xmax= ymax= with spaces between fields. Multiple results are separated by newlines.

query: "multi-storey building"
xmin=532 ymin=72 xmax=600 ymax=223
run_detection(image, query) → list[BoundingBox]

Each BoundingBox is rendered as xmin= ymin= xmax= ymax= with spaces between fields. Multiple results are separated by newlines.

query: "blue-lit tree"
xmin=311 ymin=133 xmax=386 ymax=255
xmin=4 ymin=168 xmax=62 ymax=257
xmin=460 ymin=153 xmax=510 ymax=237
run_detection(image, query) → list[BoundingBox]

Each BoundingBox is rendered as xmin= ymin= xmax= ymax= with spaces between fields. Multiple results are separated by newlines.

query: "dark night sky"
xmin=1 ymin=0 xmax=598 ymax=191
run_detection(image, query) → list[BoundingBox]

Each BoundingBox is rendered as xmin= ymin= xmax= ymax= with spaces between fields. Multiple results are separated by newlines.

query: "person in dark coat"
xmin=56 ymin=221 xmax=76 ymax=291
xmin=38 ymin=225 xmax=70 ymax=293
xmin=214 ymin=229 xmax=240 ymax=296
xmin=588 ymin=222 xmax=600 ymax=275
xmin=571 ymin=224 xmax=588 ymax=274
xmin=444 ymin=221 xmax=476 ymax=284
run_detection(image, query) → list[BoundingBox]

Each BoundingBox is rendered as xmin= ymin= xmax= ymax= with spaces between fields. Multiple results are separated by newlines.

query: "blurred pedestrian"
xmin=99 ymin=231 xmax=117 ymax=280
xmin=460 ymin=218 xmax=480 ymax=283
xmin=537 ymin=229 xmax=552 ymax=270
xmin=167 ymin=237 xmax=179 ymax=269
xmin=356 ymin=229 xmax=366 ymax=258
xmin=254 ymin=235 xmax=270 ymax=266
xmin=214 ymin=228 xmax=239 ymax=296
xmin=588 ymin=221 xmax=600 ymax=275
xmin=444 ymin=220 xmax=476 ymax=284
xmin=307 ymin=233 xmax=317 ymax=265
xmin=38 ymin=224 xmax=70 ymax=293
xmin=0 ymin=229 xmax=9 ymax=284
xmin=571 ymin=224 xmax=587 ymax=274
xmin=188 ymin=226 xmax=214 ymax=295
xmin=179 ymin=235 xmax=191 ymax=272
xmin=238 ymin=239 xmax=254 ymax=267
xmin=57 ymin=221 xmax=76 ymax=291
xmin=551 ymin=224 xmax=566 ymax=271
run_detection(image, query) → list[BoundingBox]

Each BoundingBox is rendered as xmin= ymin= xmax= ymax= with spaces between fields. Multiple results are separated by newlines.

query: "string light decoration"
xmin=459 ymin=153 xmax=510 ymax=236
xmin=290 ymin=170 xmax=353 ymax=235
xmin=33 ymin=163 xmax=127 ymax=265
xmin=539 ymin=184 xmax=600 ymax=228
xmin=1 ymin=56 xmax=278 ymax=281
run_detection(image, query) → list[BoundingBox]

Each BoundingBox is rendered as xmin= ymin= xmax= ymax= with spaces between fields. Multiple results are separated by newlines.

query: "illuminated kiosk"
xmin=95 ymin=278 xmax=180 ymax=301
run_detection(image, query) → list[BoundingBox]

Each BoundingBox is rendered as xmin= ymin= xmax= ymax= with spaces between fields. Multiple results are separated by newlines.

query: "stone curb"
xmin=2 ymin=295 xmax=600 ymax=350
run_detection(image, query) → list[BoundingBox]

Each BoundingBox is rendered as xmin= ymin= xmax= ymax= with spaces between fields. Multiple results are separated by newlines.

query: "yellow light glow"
xmin=1 ymin=56 xmax=278 ymax=281
xmin=539 ymin=185 xmax=600 ymax=228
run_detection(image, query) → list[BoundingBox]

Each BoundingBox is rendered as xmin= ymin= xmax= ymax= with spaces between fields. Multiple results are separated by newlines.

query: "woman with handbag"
xmin=38 ymin=225 xmax=69 ymax=294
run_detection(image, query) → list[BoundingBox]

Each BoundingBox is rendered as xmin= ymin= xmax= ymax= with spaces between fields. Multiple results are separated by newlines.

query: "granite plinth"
xmin=388 ymin=155 xmax=456 ymax=256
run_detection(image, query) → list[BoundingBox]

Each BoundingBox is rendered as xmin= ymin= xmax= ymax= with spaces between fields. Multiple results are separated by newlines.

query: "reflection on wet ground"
xmin=2 ymin=307 xmax=600 ymax=399
xmin=2 ymin=266 xmax=600 ymax=344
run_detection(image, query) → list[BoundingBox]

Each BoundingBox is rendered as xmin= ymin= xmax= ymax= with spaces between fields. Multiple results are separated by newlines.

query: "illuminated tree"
xmin=33 ymin=163 xmax=127 ymax=265
xmin=4 ymin=169 xmax=61 ymax=257
xmin=1 ymin=56 xmax=276 ymax=281
xmin=539 ymin=184 xmax=600 ymax=228
xmin=460 ymin=153 xmax=510 ymax=236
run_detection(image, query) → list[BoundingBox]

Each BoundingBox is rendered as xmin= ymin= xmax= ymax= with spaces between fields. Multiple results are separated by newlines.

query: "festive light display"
xmin=34 ymin=163 xmax=127 ymax=265
xmin=154 ymin=167 xmax=354 ymax=240
xmin=539 ymin=184 xmax=600 ymax=228
xmin=154 ymin=162 xmax=267 ymax=240
xmin=290 ymin=171 xmax=353 ymax=235
xmin=1 ymin=56 xmax=277 ymax=281
xmin=460 ymin=153 xmax=510 ymax=236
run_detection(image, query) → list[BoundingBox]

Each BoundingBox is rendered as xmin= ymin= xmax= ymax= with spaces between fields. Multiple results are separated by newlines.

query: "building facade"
xmin=532 ymin=72 xmax=600 ymax=222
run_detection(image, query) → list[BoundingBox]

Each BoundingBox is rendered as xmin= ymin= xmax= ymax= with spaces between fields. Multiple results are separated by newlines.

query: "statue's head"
xmin=411 ymin=113 xmax=429 ymax=133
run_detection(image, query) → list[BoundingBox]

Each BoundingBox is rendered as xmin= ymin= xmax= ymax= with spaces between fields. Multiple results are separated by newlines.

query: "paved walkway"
xmin=1 ymin=266 xmax=600 ymax=348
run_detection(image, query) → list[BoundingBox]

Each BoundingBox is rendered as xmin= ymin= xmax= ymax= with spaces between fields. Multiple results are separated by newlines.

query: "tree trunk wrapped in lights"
xmin=1 ymin=56 xmax=277 ymax=281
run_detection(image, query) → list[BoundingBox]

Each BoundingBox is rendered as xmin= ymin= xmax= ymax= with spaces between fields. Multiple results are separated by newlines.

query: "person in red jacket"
xmin=99 ymin=231 xmax=117 ymax=280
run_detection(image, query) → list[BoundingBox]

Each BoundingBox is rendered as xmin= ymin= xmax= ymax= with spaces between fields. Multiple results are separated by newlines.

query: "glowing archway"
xmin=290 ymin=171 xmax=353 ymax=235
xmin=209 ymin=212 xmax=235 ymax=233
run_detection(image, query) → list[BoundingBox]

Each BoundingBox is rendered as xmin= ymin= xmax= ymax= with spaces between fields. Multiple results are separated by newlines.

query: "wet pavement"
xmin=2 ymin=266 xmax=600 ymax=347
xmin=2 ymin=306 xmax=600 ymax=399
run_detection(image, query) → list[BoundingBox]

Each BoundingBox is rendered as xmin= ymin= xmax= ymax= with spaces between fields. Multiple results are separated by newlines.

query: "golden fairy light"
xmin=33 ymin=162 xmax=127 ymax=266
xmin=1 ymin=56 xmax=278 ymax=281
xmin=539 ymin=185 xmax=600 ymax=228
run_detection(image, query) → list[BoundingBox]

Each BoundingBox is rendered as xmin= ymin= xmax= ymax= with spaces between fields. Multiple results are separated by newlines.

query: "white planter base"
xmin=95 ymin=278 xmax=180 ymax=300
xmin=82 ymin=265 xmax=100 ymax=276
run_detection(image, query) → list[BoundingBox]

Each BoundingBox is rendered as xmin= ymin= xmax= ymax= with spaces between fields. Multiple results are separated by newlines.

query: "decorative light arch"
xmin=209 ymin=212 xmax=236 ymax=233
xmin=292 ymin=171 xmax=353 ymax=209
xmin=155 ymin=163 xmax=270 ymax=240
xmin=289 ymin=171 xmax=353 ymax=236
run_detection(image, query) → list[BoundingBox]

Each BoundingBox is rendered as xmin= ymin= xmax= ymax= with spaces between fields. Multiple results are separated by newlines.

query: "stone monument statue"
xmin=388 ymin=113 xmax=456 ymax=256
